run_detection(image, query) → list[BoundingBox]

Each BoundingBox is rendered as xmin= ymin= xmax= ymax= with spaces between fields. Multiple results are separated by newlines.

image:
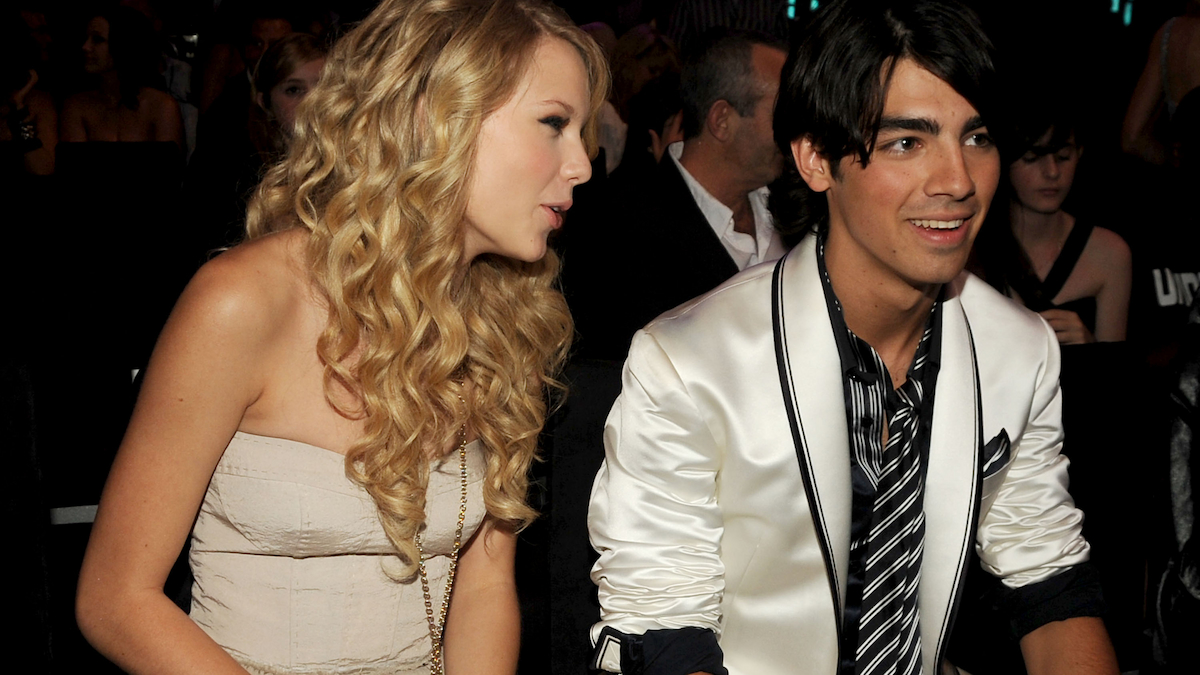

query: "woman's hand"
xmin=6 ymin=70 xmax=55 ymax=174
xmin=1039 ymin=308 xmax=1095 ymax=345
xmin=10 ymin=69 xmax=37 ymax=109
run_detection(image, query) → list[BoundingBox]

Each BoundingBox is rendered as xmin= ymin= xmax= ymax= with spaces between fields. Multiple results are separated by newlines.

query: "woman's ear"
xmin=255 ymin=91 xmax=269 ymax=114
xmin=792 ymin=136 xmax=834 ymax=193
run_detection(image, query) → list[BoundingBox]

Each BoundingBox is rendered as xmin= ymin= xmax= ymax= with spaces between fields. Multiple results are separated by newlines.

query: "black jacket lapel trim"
xmin=771 ymin=254 xmax=844 ymax=637
xmin=932 ymin=314 xmax=985 ymax=669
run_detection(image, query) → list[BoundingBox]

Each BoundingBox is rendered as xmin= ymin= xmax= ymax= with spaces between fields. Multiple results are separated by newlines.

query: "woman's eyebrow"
xmin=539 ymin=99 xmax=576 ymax=114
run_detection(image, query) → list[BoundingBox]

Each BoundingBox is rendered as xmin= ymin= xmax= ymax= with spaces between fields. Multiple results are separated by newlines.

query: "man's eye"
xmin=887 ymin=137 xmax=918 ymax=153
xmin=966 ymin=133 xmax=993 ymax=148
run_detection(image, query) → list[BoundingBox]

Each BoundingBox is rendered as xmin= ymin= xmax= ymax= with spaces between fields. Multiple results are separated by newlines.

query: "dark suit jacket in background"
xmin=560 ymin=156 xmax=739 ymax=361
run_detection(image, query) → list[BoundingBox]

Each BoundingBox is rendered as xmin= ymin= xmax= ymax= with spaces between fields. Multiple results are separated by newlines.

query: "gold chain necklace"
xmin=415 ymin=401 xmax=469 ymax=675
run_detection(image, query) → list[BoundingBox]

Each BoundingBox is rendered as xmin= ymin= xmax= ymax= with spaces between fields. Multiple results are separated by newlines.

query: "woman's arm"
xmin=8 ymin=71 xmax=56 ymax=175
xmin=25 ymin=89 xmax=57 ymax=175
xmin=59 ymin=94 xmax=88 ymax=142
xmin=151 ymin=89 xmax=185 ymax=149
xmin=76 ymin=251 xmax=282 ymax=674
xmin=1122 ymin=24 xmax=1168 ymax=165
xmin=442 ymin=517 xmax=520 ymax=675
xmin=1090 ymin=228 xmax=1132 ymax=342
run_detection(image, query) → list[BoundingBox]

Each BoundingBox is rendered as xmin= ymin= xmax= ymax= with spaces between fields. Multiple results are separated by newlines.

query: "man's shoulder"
xmin=641 ymin=257 xmax=779 ymax=338
xmin=957 ymin=273 xmax=1051 ymax=337
xmin=955 ymin=273 xmax=1057 ymax=365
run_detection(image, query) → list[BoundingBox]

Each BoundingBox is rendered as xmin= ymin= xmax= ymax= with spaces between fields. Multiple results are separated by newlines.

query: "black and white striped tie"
xmin=854 ymin=377 xmax=927 ymax=675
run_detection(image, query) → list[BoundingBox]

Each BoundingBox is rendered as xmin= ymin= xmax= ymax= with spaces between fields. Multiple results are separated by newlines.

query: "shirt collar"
xmin=815 ymin=231 xmax=943 ymax=386
xmin=667 ymin=142 xmax=779 ymax=268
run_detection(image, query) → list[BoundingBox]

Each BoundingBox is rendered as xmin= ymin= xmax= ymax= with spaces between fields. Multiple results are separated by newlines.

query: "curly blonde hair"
xmin=244 ymin=0 xmax=609 ymax=576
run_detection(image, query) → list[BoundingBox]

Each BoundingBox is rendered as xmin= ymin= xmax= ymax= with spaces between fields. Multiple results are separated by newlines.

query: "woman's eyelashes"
xmin=539 ymin=115 xmax=569 ymax=133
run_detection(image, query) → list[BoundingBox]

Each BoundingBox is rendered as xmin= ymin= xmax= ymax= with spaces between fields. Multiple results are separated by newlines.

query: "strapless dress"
xmin=188 ymin=432 xmax=486 ymax=674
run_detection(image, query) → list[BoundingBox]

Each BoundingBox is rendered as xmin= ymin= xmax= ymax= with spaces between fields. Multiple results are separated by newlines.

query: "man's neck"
xmin=678 ymin=139 xmax=757 ymax=235
xmin=824 ymin=231 xmax=939 ymax=386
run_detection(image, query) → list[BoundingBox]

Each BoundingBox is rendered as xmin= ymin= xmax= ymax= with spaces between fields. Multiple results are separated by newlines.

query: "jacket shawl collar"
xmin=772 ymin=235 xmax=983 ymax=673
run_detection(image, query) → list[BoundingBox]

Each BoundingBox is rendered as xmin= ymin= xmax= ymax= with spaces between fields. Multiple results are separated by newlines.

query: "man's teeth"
xmin=549 ymin=205 xmax=562 ymax=213
xmin=911 ymin=219 xmax=964 ymax=230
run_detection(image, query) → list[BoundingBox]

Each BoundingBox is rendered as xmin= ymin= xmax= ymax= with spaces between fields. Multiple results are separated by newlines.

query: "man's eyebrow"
xmin=877 ymin=116 xmax=939 ymax=135
xmin=960 ymin=115 xmax=986 ymax=135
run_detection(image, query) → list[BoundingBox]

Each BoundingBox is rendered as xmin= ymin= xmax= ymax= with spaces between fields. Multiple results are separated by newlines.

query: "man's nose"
xmin=927 ymin=145 xmax=976 ymax=200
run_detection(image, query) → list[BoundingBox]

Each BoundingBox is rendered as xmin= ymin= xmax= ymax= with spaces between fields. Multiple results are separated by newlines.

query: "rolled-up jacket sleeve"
xmin=976 ymin=317 xmax=1091 ymax=590
xmin=589 ymin=329 xmax=727 ymax=657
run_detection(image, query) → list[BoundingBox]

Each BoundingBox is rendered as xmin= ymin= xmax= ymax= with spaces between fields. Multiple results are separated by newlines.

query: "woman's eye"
xmin=540 ymin=115 xmax=568 ymax=132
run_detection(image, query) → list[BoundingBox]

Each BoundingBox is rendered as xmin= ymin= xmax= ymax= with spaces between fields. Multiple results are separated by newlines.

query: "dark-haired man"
xmin=563 ymin=29 xmax=787 ymax=361
xmin=587 ymin=1 xmax=1119 ymax=674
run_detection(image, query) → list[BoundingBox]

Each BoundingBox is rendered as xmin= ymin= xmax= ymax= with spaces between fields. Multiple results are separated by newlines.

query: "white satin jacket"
xmin=588 ymin=235 xmax=1091 ymax=675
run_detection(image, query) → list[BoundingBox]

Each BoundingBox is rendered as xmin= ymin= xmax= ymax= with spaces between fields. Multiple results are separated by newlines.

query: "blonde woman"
xmin=76 ymin=1 xmax=607 ymax=674
xmin=249 ymin=33 xmax=328 ymax=163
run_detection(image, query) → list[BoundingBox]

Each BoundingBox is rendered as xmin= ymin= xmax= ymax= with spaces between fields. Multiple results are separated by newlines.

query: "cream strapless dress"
xmin=188 ymin=432 xmax=486 ymax=675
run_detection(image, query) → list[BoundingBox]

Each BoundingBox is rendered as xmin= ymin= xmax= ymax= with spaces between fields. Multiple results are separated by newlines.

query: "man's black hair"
xmin=770 ymin=0 xmax=998 ymax=237
xmin=679 ymin=27 xmax=788 ymax=140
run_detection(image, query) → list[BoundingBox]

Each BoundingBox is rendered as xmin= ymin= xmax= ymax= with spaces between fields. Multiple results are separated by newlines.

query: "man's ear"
xmin=706 ymin=100 xmax=735 ymax=143
xmin=791 ymin=136 xmax=834 ymax=192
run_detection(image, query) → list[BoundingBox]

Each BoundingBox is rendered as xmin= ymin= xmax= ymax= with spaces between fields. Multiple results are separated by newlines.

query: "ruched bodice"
xmin=189 ymin=432 xmax=486 ymax=675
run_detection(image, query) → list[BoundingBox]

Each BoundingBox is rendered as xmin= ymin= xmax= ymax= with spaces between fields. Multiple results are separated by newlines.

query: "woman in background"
xmin=1122 ymin=0 xmax=1200 ymax=165
xmin=76 ymin=1 xmax=607 ymax=673
xmin=975 ymin=106 xmax=1131 ymax=344
xmin=60 ymin=6 xmax=182 ymax=147
xmin=249 ymin=33 xmax=326 ymax=163
xmin=1 ymin=10 xmax=56 ymax=176
xmin=184 ymin=33 xmax=328 ymax=255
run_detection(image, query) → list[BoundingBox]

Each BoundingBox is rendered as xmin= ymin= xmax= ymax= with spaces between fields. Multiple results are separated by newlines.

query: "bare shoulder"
xmin=1085 ymin=226 xmax=1132 ymax=268
xmin=138 ymin=87 xmax=180 ymax=117
xmin=28 ymin=89 xmax=55 ymax=115
xmin=175 ymin=228 xmax=312 ymax=345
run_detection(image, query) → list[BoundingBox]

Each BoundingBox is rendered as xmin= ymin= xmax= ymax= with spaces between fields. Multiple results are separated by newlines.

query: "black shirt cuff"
xmin=591 ymin=626 xmax=727 ymax=675
xmin=994 ymin=562 xmax=1107 ymax=638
